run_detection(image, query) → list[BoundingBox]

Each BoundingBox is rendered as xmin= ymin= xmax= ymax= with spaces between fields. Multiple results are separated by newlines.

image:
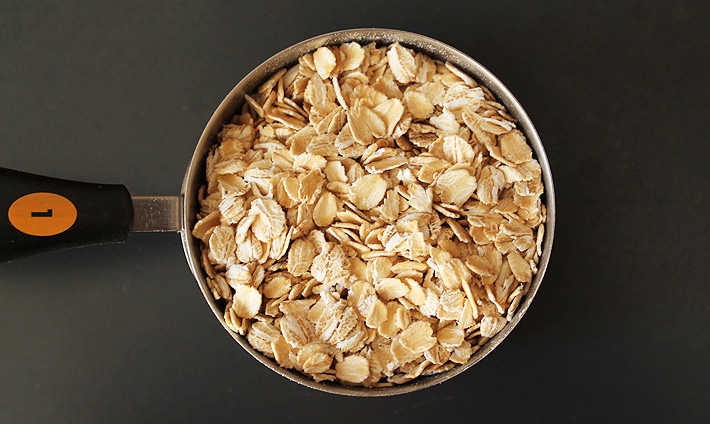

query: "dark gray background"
xmin=1 ymin=1 xmax=708 ymax=423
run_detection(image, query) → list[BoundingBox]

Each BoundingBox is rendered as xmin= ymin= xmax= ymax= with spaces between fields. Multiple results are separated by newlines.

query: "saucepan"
xmin=0 ymin=28 xmax=555 ymax=396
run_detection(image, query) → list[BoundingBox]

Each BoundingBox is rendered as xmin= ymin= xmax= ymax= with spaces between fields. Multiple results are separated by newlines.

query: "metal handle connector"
xmin=131 ymin=196 xmax=183 ymax=232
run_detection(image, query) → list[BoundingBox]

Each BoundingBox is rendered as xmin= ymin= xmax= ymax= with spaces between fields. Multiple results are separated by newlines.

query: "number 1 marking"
xmin=31 ymin=209 xmax=53 ymax=218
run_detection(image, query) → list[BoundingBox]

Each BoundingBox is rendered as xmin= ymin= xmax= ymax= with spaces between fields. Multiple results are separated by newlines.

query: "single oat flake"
xmin=193 ymin=41 xmax=546 ymax=387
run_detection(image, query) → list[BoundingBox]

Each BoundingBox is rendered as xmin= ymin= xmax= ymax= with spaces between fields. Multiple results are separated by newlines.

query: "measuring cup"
xmin=0 ymin=28 xmax=555 ymax=396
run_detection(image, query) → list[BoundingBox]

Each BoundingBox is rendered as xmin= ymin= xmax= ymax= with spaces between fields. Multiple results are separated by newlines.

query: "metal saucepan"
xmin=0 ymin=28 xmax=555 ymax=396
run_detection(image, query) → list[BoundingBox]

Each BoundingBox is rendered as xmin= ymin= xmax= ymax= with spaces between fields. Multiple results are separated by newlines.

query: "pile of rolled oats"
xmin=192 ymin=41 xmax=546 ymax=387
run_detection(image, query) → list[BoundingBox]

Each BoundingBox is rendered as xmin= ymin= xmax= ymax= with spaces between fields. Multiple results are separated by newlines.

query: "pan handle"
xmin=0 ymin=167 xmax=134 ymax=262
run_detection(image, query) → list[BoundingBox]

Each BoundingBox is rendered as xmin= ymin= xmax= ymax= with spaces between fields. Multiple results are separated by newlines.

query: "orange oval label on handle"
xmin=8 ymin=192 xmax=77 ymax=236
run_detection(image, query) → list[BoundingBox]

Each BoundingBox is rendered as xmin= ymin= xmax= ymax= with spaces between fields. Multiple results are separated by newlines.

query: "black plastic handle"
xmin=1 ymin=167 xmax=133 ymax=262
